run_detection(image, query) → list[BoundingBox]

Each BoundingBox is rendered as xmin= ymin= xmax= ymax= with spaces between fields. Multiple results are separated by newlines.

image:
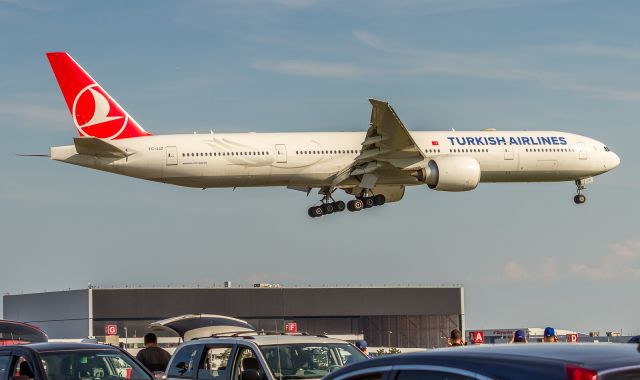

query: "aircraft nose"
xmin=608 ymin=152 xmax=621 ymax=169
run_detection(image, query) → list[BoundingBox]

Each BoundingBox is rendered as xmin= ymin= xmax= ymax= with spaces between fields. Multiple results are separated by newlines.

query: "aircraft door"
xmin=166 ymin=146 xmax=178 ymax=165
xmin=504 ymin=146 xmax=514 ymax=160
xmin=577 ymin=142 xmax=587 ymax=160
xmin=275 ymin=144 xmax=287 ymax=163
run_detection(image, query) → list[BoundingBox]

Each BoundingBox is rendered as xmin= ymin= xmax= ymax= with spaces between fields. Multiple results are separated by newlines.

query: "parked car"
xmin=0 ymin=342 xmax=153 ymax=380
xmin=323 ymin=343 xmax=640 ymax=380
xmin=165 ymin=334 xmax=367 ymax=380
xmin=0 ymin=320 xmax=47 ymax=346
xmin=628 ymin=336 xmax=640 ymax=344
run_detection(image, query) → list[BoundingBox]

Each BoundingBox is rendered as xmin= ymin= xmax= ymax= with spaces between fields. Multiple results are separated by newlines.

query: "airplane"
xmin=42 ymin=52 xmax=620 ymax=217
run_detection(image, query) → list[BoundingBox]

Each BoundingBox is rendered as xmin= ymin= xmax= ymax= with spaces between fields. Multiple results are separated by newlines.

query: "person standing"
xmin=543 ymin=327 xmax=558 ymax=343
xmin=510 ymin=330 xmax=527 ymax=344
xmin=448 ymin=329 xmax=465 ymax=347
xmin=136 ymin=333 xmax=171 ymax=372
xmin=354 ymin=340 xmax=372 ymax=358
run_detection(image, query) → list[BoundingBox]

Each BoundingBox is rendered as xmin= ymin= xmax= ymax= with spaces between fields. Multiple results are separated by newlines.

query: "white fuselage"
xmin=50 ymin=130 xmax=620 ymax=189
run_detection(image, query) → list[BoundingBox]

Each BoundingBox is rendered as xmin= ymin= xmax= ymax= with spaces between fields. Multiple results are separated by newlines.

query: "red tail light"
xmin=566 ymin=365 xmax=598 ymax=380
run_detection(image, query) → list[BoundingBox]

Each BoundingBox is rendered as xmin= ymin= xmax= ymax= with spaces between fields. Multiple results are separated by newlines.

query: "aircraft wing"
xmin=332 ymin=98 xmax=425 ymax=189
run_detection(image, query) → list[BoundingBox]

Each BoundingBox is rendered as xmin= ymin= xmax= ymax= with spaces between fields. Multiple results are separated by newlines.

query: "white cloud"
xmin=252 ymin=60 xmax=363 ymax=78
xmin=0 ymin=0 xmax=56 ymax=11
xmin=0 ymin=104 xmax=69 ymax=126
xmin=350 ymin=30 xmax=640 ymax=103
xmin=570 ymin=238 xmax=640 ymax=280
xmin=504 ymin=261 xmax=531 ymax=280
xmin=503 ymin=257 xmax=557 ymax=281
xmin=535 ymin=42 xmax=640 ymax=61
xmin=354 ymin=30 xmax=383 ymax=50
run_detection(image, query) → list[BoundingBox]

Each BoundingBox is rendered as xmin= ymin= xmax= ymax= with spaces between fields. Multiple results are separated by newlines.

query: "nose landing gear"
xmin=573 ymin=178 xmax=592 ymax=205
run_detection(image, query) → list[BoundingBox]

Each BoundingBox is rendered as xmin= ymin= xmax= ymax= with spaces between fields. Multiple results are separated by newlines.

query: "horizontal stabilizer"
xmin=73 ymin=137 xmax=132 ymax=158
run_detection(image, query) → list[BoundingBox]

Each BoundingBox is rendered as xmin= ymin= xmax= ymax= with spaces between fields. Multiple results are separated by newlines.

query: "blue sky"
xmin=1 ymin=0 xmax=639 ymax=335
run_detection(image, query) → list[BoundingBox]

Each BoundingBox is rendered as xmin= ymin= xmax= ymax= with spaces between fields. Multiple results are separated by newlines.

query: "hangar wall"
xmin=4 ymin=287 xmax=464 ymax=348
xmin=90 ymin=287 xmax=463 ymax=348
xmin=3 ymin=289 xmax=89 ymax=339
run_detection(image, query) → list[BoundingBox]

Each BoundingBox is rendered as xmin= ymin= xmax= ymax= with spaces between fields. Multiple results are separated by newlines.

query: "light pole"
xmin=387 ymin=330 xmax=392 ymax=349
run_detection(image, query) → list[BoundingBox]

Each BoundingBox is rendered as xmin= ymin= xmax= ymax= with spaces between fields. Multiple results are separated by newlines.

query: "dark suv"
xmin=0 ymin=343 xmax=153 ymax=380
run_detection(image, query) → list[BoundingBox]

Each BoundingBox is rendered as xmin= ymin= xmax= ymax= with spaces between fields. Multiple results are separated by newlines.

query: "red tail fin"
xmin=46 ymin=52 xmax=151 ymax=140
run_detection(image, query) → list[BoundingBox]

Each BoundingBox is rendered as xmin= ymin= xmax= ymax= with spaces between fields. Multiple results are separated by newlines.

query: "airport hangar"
xmin=3 ymin=286 xmax=464 ymax=348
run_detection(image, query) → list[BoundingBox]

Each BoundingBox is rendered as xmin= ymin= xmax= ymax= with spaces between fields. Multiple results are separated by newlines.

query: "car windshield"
xmin=260 ymin=343 xmax=366 ymax=380
xmin=39 ymin=349 xmax=153 ymax=380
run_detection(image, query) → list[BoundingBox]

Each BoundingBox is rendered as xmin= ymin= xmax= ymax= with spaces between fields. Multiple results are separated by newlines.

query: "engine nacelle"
xmin=413 ymin=156 xmax=481 ymax=191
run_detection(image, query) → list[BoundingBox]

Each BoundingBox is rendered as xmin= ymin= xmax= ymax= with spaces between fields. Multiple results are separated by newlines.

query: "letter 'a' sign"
xmin=105 ymin=324 xmax=117 ymax=335
xmin=469 ymin=331 xmax=484 ymax=344
xmin=567 ymin=333 xmax=578 ymax=343
xmin=285 ymin=322 xmax=297 ymax=333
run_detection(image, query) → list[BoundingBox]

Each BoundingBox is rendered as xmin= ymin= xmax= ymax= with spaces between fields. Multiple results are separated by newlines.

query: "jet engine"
xmin=412 ymin=156 xmax=481 ymax=191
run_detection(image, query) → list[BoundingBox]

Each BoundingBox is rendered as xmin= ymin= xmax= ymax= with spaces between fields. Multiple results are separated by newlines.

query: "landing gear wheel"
xmin=322 ymin=203 xmax=335 ymax=214
xmin=574 ymin=194 xmax=586 ymax=204
xmin=363 ymin=197 xmax=375 ymax=208
xmin=347 ymin=200 xmax=355 ymax=212
xmin=373 ymin=194 xmax=386 ymax=206
xmin=309 ymin=206 xmax=324 ymax=217
xmin=334 ymin=201 xmax=346 ymax=212
xmin=348 ymin=199 xmax=364 ymax=211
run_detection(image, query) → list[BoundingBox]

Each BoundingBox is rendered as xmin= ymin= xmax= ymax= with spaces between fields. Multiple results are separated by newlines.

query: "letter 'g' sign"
xmin=105 ymin=324 xmax=117 ymax=335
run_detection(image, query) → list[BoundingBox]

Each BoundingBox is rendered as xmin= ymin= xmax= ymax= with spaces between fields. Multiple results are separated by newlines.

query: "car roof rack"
xmin=258 ymin=331 xmax=310 ymax=336
xmin=205 ymin=331 xmax=259 ymax=338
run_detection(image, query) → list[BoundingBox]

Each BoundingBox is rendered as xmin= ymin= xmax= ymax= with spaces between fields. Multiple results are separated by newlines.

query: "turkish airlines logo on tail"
xmin=72 ymin=84 xmax=129 ymax=139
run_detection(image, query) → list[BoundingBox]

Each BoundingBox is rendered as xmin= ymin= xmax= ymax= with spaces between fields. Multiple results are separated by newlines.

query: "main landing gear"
xmin=573 ymin=178 xmax=589 ymax=205
xmin=346 ymin=194 xmax=386 ymax=211
xmin=307 ymin=193 xmax=346 ymax=218
xmin=308 ymin=190 xmax=386 ymax=217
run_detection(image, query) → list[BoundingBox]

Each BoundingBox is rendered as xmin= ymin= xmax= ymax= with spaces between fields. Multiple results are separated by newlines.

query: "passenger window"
xmin=231 ymin=348 xmax=262 ymax=380
xmin=396 ymin=369 xmax=474 ymax=380
xmin=0 ymin=356 xmax=10 ymax=380
xmin=11 ymin=356 xmax=35 ymax=380
xmin=197 ymin=346 xmax=233 ymax=380
xmin=168 ymin=345 xmax=201 ymax=378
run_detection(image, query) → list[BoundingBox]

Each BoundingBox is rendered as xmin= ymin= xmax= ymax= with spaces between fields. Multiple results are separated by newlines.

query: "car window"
xmin=39 ymin=350 xmax=152 ymax=380
xmin=196 ymin=346 xmax=233 ymax=380
xmin=11 ymin=356 xmax=35 ymax=380
xmin=396 ymin=370 xmax=475 ymax=380
xmin=231 ymin=348 xmax=262 ymax=380
xmin=0 ymin=356 xmax=10 ymax=380
xmin=260 ymin=343 xmax=364 ymax=379
xmin=168 ymin=345 xmax=201 ymax=379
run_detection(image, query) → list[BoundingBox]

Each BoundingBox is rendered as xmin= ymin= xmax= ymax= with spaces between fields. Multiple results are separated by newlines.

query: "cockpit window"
xmin=604 ymin=146 xmax=611 ymax=152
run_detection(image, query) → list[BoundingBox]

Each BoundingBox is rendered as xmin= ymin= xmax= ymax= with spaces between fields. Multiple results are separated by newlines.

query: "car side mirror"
xmin=241 ymin=369 xmax=260 ymax=380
